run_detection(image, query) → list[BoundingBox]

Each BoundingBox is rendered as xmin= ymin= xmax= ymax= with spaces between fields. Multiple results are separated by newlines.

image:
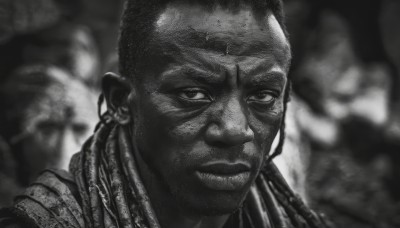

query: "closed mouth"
xmin=197 ymin=162 xmax=251 ymax=175
xmin=194 ymin=162 xmax=252 ymax=191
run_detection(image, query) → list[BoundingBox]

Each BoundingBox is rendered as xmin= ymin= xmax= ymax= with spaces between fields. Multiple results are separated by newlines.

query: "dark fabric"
xmin=0 ymin=169 xmax=84 ymax=228
xmin=0 ymin=202 xmax=40 ymax=228
xmin=0 ymin=202 xmax=38 ymax=228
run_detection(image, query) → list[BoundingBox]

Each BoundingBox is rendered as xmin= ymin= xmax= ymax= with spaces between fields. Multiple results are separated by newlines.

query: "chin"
xmin=171 ymin=184 xmax=250 ymax=217
xmin=195 ymin=201 xmax=243 ymax=216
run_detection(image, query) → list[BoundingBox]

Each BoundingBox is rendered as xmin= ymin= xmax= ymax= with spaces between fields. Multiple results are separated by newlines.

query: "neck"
xmin=132 ymin=144 xmax=229 ymax=228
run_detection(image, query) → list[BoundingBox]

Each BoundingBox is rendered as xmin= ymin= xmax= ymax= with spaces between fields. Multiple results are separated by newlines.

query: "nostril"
xmin=229 ymin=128 xmax=254 ymax=144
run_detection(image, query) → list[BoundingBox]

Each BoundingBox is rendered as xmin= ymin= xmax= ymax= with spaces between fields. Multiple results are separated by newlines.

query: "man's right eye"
xmin=178 ymin=88 xmax=210 ymax=101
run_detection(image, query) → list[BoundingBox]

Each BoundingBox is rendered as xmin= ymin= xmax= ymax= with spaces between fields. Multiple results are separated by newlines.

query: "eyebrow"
xmin=244 ymin=70 xmax=286 ymax=90
xmin=249 ymin=71 xmax=285 ymax=83
xmin=160 ymin=65 xmax=223 ymax=85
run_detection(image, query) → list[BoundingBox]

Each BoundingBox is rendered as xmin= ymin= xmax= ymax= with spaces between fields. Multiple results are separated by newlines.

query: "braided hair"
xmin=267 ymin=80 xmax=291 ymax=163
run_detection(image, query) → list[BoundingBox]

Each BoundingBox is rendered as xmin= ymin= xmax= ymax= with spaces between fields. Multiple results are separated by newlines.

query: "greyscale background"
xmin=0 ymin=0 xmax=399 ymax=227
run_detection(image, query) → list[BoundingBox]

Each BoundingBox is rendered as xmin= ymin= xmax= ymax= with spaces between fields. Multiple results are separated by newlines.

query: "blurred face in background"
xmin=6 ymin=67 xmax=97 ymax=184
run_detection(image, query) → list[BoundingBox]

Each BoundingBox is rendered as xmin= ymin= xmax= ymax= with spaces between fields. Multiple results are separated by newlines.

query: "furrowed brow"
xmin=245 ymin=70 xmax=286 ymax=90
xmin=160 ymin=65 xmax=223 ymax=85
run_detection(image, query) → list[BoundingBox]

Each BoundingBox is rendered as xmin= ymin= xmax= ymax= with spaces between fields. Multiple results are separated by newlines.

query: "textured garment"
xmin=0 ymin=169 xmax=83 ymax=228
xmin=0 ymin=122 xmax=330 ymax=228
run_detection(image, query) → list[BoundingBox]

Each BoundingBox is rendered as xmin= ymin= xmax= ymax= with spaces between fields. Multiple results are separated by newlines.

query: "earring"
xmin=113 ymin=106 xmax=131 ymax=125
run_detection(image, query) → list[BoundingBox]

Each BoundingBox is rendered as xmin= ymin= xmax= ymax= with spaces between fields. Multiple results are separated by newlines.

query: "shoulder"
xmin=0 ymin=169 xmax=85 ymax=228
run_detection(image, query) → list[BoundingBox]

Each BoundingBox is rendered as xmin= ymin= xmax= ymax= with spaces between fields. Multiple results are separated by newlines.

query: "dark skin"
xmin=104 ymin=2 xmax=290 ymax=228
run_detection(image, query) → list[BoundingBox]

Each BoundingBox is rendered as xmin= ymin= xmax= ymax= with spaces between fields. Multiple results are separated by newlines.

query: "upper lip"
xmin=196 ymin=161 xmax=251 ymax=175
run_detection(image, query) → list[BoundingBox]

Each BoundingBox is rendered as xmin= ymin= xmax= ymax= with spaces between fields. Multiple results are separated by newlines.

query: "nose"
xmin=205 ymin=96 xmax=254 ymax=147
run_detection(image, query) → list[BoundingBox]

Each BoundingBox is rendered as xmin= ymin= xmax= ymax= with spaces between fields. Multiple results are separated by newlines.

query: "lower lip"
xmin=194 ymin=171 xmax=251 ymax=191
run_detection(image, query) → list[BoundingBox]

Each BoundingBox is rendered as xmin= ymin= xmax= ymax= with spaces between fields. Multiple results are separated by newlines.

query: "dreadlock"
xmin=267 ymin=80 xmax=291 ymax=163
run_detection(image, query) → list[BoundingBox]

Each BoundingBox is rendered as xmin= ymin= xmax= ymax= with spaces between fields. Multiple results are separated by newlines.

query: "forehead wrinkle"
xmin=156 ymin=26 xmax=284 ymax=59
xmin=180 ymin=47 xmax=230 ymax=72
xmin=149 ymin=6 xmax=291 ymax=82
xmin=156 ymin=38 xmax=228 ymax=74
xmin=158 ymin=37 xmax=280 ymax=71
xmin=151 ymin=39 xmax=290 ymax=82
xmin=154 ymin=5 xmax=289 ymax=57
xmin=179 ymin=47 xmax=288 ymax=82
xmin=157 ymin=42 xmax=288 ymax=87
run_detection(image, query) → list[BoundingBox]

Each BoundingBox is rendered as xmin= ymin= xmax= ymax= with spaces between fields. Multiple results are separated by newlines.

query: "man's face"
xmin=131 ymin=3 xmax=290 ymax=215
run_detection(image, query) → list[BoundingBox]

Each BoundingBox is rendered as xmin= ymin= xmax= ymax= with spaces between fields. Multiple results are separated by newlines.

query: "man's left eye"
xmin=178 ymin=88 xmax=208 ymax=100
xmin=248 ymin=91 xmax=276 ymax=103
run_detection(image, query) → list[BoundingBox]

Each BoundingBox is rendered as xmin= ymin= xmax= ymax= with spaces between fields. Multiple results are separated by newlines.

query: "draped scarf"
xmin=69 ymin=119 xmax=332 ymax=228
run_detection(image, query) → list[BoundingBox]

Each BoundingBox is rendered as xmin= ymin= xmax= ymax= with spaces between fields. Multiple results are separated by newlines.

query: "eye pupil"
xmin=257 ymin=93 xmax=267 ymax=99
xmin=185 ymin=91 xmax=198 ymax=98
xmin=178 ymin=88 xmax=209 ymax=101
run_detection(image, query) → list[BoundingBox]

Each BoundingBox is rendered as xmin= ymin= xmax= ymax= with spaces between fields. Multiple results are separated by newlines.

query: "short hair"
xmin=118 ymin=0 xmax=287 ymax=80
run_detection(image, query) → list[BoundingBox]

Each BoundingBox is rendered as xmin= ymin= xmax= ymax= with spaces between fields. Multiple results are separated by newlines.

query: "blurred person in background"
xmin=283 ymin=0 xmax=400 ymax=227
xmin=0 ymin=0 xmax=106 ymax=207
xmin=0 ymin=65 xmax=97 ymax=206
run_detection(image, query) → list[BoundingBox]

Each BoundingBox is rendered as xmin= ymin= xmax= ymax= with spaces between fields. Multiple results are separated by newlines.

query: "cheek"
xmin=167 ymin=118 xmax=208 ymax=143
xmin=134 ymin=94 xmax=208 ymax=158
xmin=28 ymin=131 xmax=59 ymax=153
xmin=249 ymin=110 xmax=283 ymax=154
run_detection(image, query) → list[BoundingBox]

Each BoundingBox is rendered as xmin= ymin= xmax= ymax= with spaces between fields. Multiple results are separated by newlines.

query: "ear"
xmin=102 ymin=72 xmax=134 ymax=125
